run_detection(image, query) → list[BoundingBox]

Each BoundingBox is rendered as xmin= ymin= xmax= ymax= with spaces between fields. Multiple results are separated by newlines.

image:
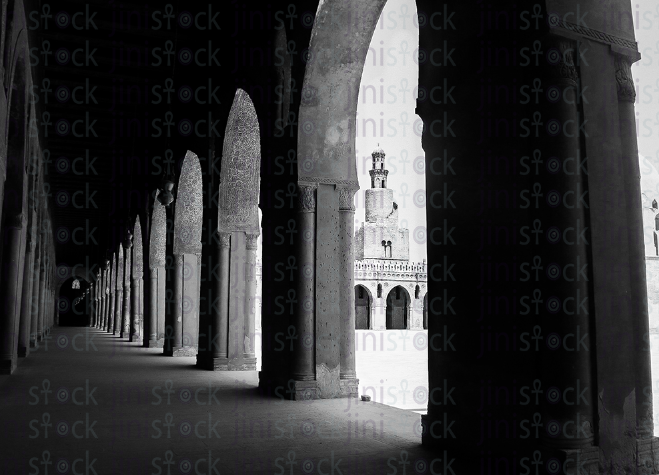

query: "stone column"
xmin=37 ymin=264 xmax=46 ymax=341
xmin=104 ymin=266 xmax=110 ymax=330
xmin=148 ymin=266 xmax=158 ymax=345
xmin=338 ymin=186 xmax=358 ymax=396
xmin=108 ymin=263 xmax=115 ymax=334
xmin=244 ymin=233 xmax=258 ymax=367
xmin=18 ymin=240 xmax=36 ymax=357
xmin=0 ymin=213 xmax=27 ymax=373
xmin=165 ymin=254 xmax=183 ymax=355
xmin=93 ymin=280 xmax=99 ymax=328
xmin=292 ymin=184 xmax=316 ymax=387
xmin=30 ymin=248 xmax=41 ymax=346
xmin=130 ymin=272 xmax=141 ymax=342
xmin=122 ymin=240 xmax=132 ymax=339
xmin=538 ymin=38 xmax=596 ymax=467
xmin=209 ymin=232 xmax=230 ymax=368
xmin=615 ymin=53 xmax=657 ymax=464
xmin=114 ymin=250 xmax=123 ymax=335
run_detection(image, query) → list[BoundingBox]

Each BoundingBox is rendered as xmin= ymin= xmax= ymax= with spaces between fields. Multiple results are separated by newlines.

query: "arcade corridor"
xmin=0 ymin=0 xmax=657 ymax=473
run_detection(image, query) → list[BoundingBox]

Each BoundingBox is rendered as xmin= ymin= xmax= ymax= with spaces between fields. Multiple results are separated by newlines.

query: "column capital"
xmin=338 ymin=186 xmax=358 ymax=211
xmin=7 ymin=212 xmax=27 ymax=229
xmin=544 ymin=37 xmax=578 ymax=86
xmin=297 ymin=183 xmax=317 ymax=212
xmin=614 ymin=54 xmax=635 ymax=103
xmin=246 ymin=233 xmax=259 ymax=250
xmin=217 ymin=231 xmax=231 ymax=248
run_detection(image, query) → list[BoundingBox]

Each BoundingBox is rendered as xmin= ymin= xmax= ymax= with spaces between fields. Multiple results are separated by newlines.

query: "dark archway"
xmin=386 ymin=285 xmax=410 ymax=330
xmin=423 ymin=294 xmax=428 ymax=330
xmin=354 ymin=285 xmax=372 ymax=330
xmin=58 ymin=277 xmax=91 ymax=327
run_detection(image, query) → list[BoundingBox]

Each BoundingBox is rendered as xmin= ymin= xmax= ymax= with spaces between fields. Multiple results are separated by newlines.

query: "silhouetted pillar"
xmin=0 ymin=213 xmax=27 ymax=373
xmin=293 ymin=184 xmax=316 ymax=387
xmin=615 ymin=52 xmax=657 ymax=463
xmin=30 ymin=245 xmax=41 ymax=346
xmin=244 ymin=233 xmax=258 ymax=366
xmin=537 ymin=39 xmax=596 ymax=467
xmin=338 ymin=187 xmax=358 ymax=393
xmin=37 ymin=263 xmax=46 ymax=341
xmin=18 ymin=239 xmax=36 ymax=357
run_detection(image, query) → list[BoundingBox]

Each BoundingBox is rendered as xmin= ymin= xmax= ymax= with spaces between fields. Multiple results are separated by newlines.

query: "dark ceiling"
xmin=34 ymin=0 xmax=230 ymax=269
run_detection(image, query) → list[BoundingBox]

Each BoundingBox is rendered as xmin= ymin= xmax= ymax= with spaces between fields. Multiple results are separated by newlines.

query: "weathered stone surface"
xmin=173 ymin=151 xmax=203 ymax=256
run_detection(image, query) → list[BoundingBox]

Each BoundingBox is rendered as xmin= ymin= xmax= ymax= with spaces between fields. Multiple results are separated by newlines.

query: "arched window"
xmin=377 ymin=284 xmax=382 ymax=298
xmin=72 ymin=279 xmax=80 ymax=290
xmin=415 ymin=285 xmax=420 ymax=299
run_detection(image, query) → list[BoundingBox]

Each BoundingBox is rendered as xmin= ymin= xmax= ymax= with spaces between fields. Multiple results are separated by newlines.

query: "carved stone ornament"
xmin=298 ymin=184 xmax=317 ymax=212
xmin=132 ymin=217 xmax=143 ymax=278
xmin=124 ymin=252 xmax=131 ymax=287
xmin=111 ymin=253 xmax=116 ymax=288
xmin=174 ymin=150 xmax=203 ymax=255
xmin=545 ymin=38 xmax=578 ymax=85
xmin=7 ymin=212 xmax=27 ymax=229
xmin=150 ymin=201 xmax=166 ymax=268
xmin=338 ymin=186 xmax=358 ymax=211
xmin=218 ymin=89 xmax=261 ymax=235
xmin=614 ymin=54 xmax=635 ymax=103
xmin=117 ymin=244 xmax=124 ymax=289
xmin=217 ymin=232 xmax=231 ymax=248
xmin=246 ymin=233 xmax=259 ymax=250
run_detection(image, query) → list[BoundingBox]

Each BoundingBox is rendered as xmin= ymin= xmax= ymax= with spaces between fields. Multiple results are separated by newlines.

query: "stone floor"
xmin=0 ymin=327 xmax=438 ymax=475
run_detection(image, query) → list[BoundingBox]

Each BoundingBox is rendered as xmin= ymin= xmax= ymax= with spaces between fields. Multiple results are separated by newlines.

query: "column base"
xmin=287 ymin=380 xmax=319 ymax=401
xmin=197 ymin=355 xmax=229 ymax=370
xmin=638 ymin=437 xmax=659 ymax=475
xmin=29 ymin=340 xmax=37 ymax=349
xmin=17 ymin=347 xmax=29 ymax=358
xmin=129 ymin=333 xmax=141 ymax=343
xmin=163 ymin=346 xmax=198 ymax=357
xmin=0 ymin=357 xmax=17 ymax=374
xmin=145 ymin=338 xmax=164 ymax=348
xmin=545 ymin=446 xmax=599 ymax=475
xmin=339 ymin=378 xmax=359 ymax=398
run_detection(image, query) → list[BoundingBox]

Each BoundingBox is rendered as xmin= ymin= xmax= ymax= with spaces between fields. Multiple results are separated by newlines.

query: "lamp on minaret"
xmin=370 ymin=145 xmax=389 ymax=189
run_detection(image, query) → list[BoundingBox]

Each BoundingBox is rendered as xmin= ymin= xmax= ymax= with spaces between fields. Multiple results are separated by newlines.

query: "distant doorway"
xmin=386 ymin=285 xmax=410 ymax=330
xmin=355 ymin=285 xmax=372 ymax=329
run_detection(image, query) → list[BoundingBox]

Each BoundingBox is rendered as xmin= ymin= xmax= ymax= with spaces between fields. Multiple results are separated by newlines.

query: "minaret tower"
xmin=369 ymin=145 xmax=389 ymax=188
xmin=365 ymin=145 xmax=395 ymax=224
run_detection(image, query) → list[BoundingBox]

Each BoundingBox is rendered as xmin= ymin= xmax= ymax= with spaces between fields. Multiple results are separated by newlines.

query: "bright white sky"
xmin=356 ymin=0 xmax=427 ymax=263
xmin=635 ymin=1 xmax=659 ymax=198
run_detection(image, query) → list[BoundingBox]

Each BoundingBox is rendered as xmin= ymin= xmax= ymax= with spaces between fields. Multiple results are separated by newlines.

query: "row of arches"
xmin=354 ymin=284 xmax=427 ymax=330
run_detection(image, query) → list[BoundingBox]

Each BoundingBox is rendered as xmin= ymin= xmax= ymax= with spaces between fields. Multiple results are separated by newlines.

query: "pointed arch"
xmin=218 ymin=88 xmax=261 ymax=235
xmin=355 ymin=284 xmax=372 ymax=330
xmin=386 ymin=285 xmax=411 ymax=330
xmin=174 ymin=151 xmax=203 ymax=255
xmin=131 ymin=216 xmax=144 ymax=342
